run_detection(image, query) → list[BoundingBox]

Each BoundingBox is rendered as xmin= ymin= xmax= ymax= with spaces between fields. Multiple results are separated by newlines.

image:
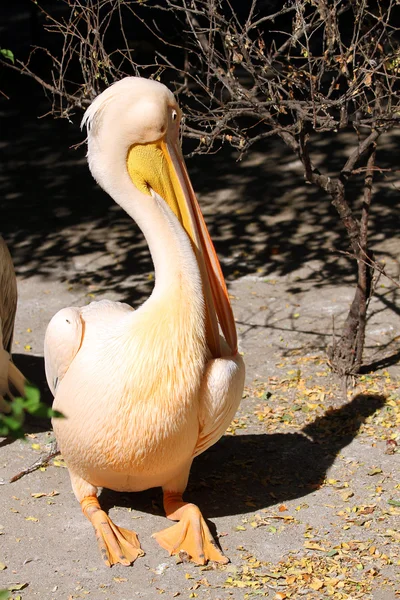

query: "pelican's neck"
xmin=87 ymin=134 xmax=207 ymax=401
xmin=87 ymin=135 xmax=203 ymax=311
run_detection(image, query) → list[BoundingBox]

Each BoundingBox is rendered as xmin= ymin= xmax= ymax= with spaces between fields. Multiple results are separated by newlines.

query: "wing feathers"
xmin=44 ymin=307 xmax=83 ymax=396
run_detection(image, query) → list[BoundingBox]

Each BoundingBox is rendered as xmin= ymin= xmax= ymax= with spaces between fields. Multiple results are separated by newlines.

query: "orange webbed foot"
xmin=153 ymin=494 xmax=228 ymax=565
xmin=81 ymin=496 xmax=144 ymax=567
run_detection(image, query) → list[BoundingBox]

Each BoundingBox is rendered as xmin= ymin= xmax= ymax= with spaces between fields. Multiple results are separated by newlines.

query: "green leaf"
xmin=0 ymin=48 xmax=14 ymax=64
xmin=7 ymin=583 xmax=28 ymax=591
xmin=26 ymin=404 xmax=52 ymax=418
xmin=10 ymin=397 xmax=25 ymax=418
xmin=26 ymin=404 xmax=64 ymax=420
xmin=47 ymin=408 xmax=64 ymax=419
xmin=388 ymin=499 xmax=400 ymax=507
xmin=0 ymin=590 xmax=10 ymax=600
xmin=22 ymin=383 xmax=41 ymax=411
xmin=0 ymin=414 xmax=24 ymax=432
xmin=0 ymin=384 xmax=63 ymax=439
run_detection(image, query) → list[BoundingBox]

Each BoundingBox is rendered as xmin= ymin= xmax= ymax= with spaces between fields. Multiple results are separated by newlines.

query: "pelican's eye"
xmin=171 ymin=109 xmax=178 ymax=122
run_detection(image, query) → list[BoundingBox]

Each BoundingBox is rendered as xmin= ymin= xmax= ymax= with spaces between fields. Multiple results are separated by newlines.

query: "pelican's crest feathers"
xmin=81 ymin=77 xmax=174 ymax=136
xmin=81 ymin=80 xmax=125 ymax=135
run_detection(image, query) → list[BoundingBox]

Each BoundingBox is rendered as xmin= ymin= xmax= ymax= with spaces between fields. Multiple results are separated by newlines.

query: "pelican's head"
xmin=82 ymin=77 xmax=237 ymax=358
xmin=83 ymin=78 xmax=179 ymax=145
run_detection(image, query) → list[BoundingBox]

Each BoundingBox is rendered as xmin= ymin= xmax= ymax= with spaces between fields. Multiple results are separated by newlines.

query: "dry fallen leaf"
xmin=368 ymin=467 xmax=383 ymax=476
xmin=7 ymin=584 xmax=28 ymax=591
xmin=341 ymin=490 xmax=354 ymax=501
xmin=303 ymin=541 xmax=326 ymax=551
xmin=31 ymin=490 xmax=59 ymax=499
xmin=310 ymin=577 xmax=324 ymax=591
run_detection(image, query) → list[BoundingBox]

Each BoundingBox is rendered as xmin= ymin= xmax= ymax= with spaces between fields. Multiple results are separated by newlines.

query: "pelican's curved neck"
xmin=87 ymin=135 xmax=203 ymax=305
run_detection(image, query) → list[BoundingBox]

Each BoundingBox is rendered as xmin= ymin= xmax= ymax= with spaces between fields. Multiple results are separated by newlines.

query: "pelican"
xmin=0 ymin=236 xmax=26 ymax=413
xmin=44 ymin=77 xmax=245 ymax=567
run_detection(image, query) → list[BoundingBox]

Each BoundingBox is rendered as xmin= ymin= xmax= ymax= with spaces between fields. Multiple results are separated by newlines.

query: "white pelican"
xmin=0 ymin=236 xmax=26 ymax=413
xmin=44 ymin=77 xmax=245 ymax=567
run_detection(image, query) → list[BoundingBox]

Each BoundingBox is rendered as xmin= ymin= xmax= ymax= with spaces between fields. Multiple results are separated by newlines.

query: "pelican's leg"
xmin=71 ymin=472 xmax=144 ymax=567
xmin=153 ymin=489 xmax=228 ymax=565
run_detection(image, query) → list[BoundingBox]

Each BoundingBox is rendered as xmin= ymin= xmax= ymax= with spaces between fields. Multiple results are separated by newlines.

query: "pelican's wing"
xmin=0 ymin=236 xmax=18 ymax=353
xmin=193 ymin=348 xmax=245 ymax=458
xmin=0 ymin=341 xmax=11 ymax=412
xmin=44 ymin=307 xmax=84 ymax=396
xmin=0 ymin=238 xmax=26 ymax=409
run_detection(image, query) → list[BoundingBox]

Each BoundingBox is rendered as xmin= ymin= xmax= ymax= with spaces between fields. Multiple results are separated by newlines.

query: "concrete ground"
xmin=0 ymin=51 xmax=400 ymax=600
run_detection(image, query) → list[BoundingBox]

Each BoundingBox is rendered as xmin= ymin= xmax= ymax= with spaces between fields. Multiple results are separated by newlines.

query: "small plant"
xmin=0 ymin=383 xmax=63 ymax=439
xmin=0 ymin=48 xmax=14 ymax=64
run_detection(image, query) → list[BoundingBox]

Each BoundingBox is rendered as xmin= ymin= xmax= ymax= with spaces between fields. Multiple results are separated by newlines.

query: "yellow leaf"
xmin=31 ymin=443 xmax=40 ymax=450
xmin=340 ymin=490 xmax=354 ymax=501
xmin=303 ymin=541 xmax=326 ymax=551
xmin=31 ymin=489 xmax=59 ymax=499
xmin=341 ymin=542 xmax=350 ymax=549
xmin=310 ymin=578 xmax=324 ymax=590
xmin=0 ymin=562 xmax=6 ymax=570
xmin=25 ymin=516 xmax=39 ymax=522
xmin=185 ymin=573 xmax=193 ymax=580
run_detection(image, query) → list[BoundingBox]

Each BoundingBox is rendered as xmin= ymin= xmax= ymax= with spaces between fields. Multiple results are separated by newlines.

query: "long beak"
xmin=126 ymin=139 xmax=237 ymax=359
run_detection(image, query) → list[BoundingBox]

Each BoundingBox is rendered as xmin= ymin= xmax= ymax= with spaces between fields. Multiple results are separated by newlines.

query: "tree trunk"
xmin=328 ymin=144 xmax=377 ymax=375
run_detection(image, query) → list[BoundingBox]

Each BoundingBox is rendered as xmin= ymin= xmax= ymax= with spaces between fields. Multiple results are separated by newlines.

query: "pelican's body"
xmin=44 ymin=77 xmax=245 ymax=566
xmin=0 ymin=236 xmax=25 ymax=412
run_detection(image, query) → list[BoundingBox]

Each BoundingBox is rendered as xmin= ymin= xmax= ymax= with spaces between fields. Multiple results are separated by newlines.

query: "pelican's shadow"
xmin=100 ymin=393 xmax=386 ymax=519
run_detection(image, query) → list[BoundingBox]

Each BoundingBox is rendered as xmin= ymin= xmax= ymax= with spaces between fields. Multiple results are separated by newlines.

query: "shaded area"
xmin=1 ymin=1 xmax=399 ymax=310
xmin=97 ymin=393 xmax=386 ymax=520
xmin=1 ymin=69 xmax=399 ymax=311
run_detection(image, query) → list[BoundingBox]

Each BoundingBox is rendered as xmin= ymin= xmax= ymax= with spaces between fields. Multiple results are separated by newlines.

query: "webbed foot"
xmin=152 ymin=493 xmax=228 ymax=565
xmin=81 ymin=496 xmax=144 ymax=567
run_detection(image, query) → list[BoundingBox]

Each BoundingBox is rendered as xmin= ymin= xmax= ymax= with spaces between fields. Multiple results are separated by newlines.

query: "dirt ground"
xmin=1 ymin=24 xmax=400 ymax=600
